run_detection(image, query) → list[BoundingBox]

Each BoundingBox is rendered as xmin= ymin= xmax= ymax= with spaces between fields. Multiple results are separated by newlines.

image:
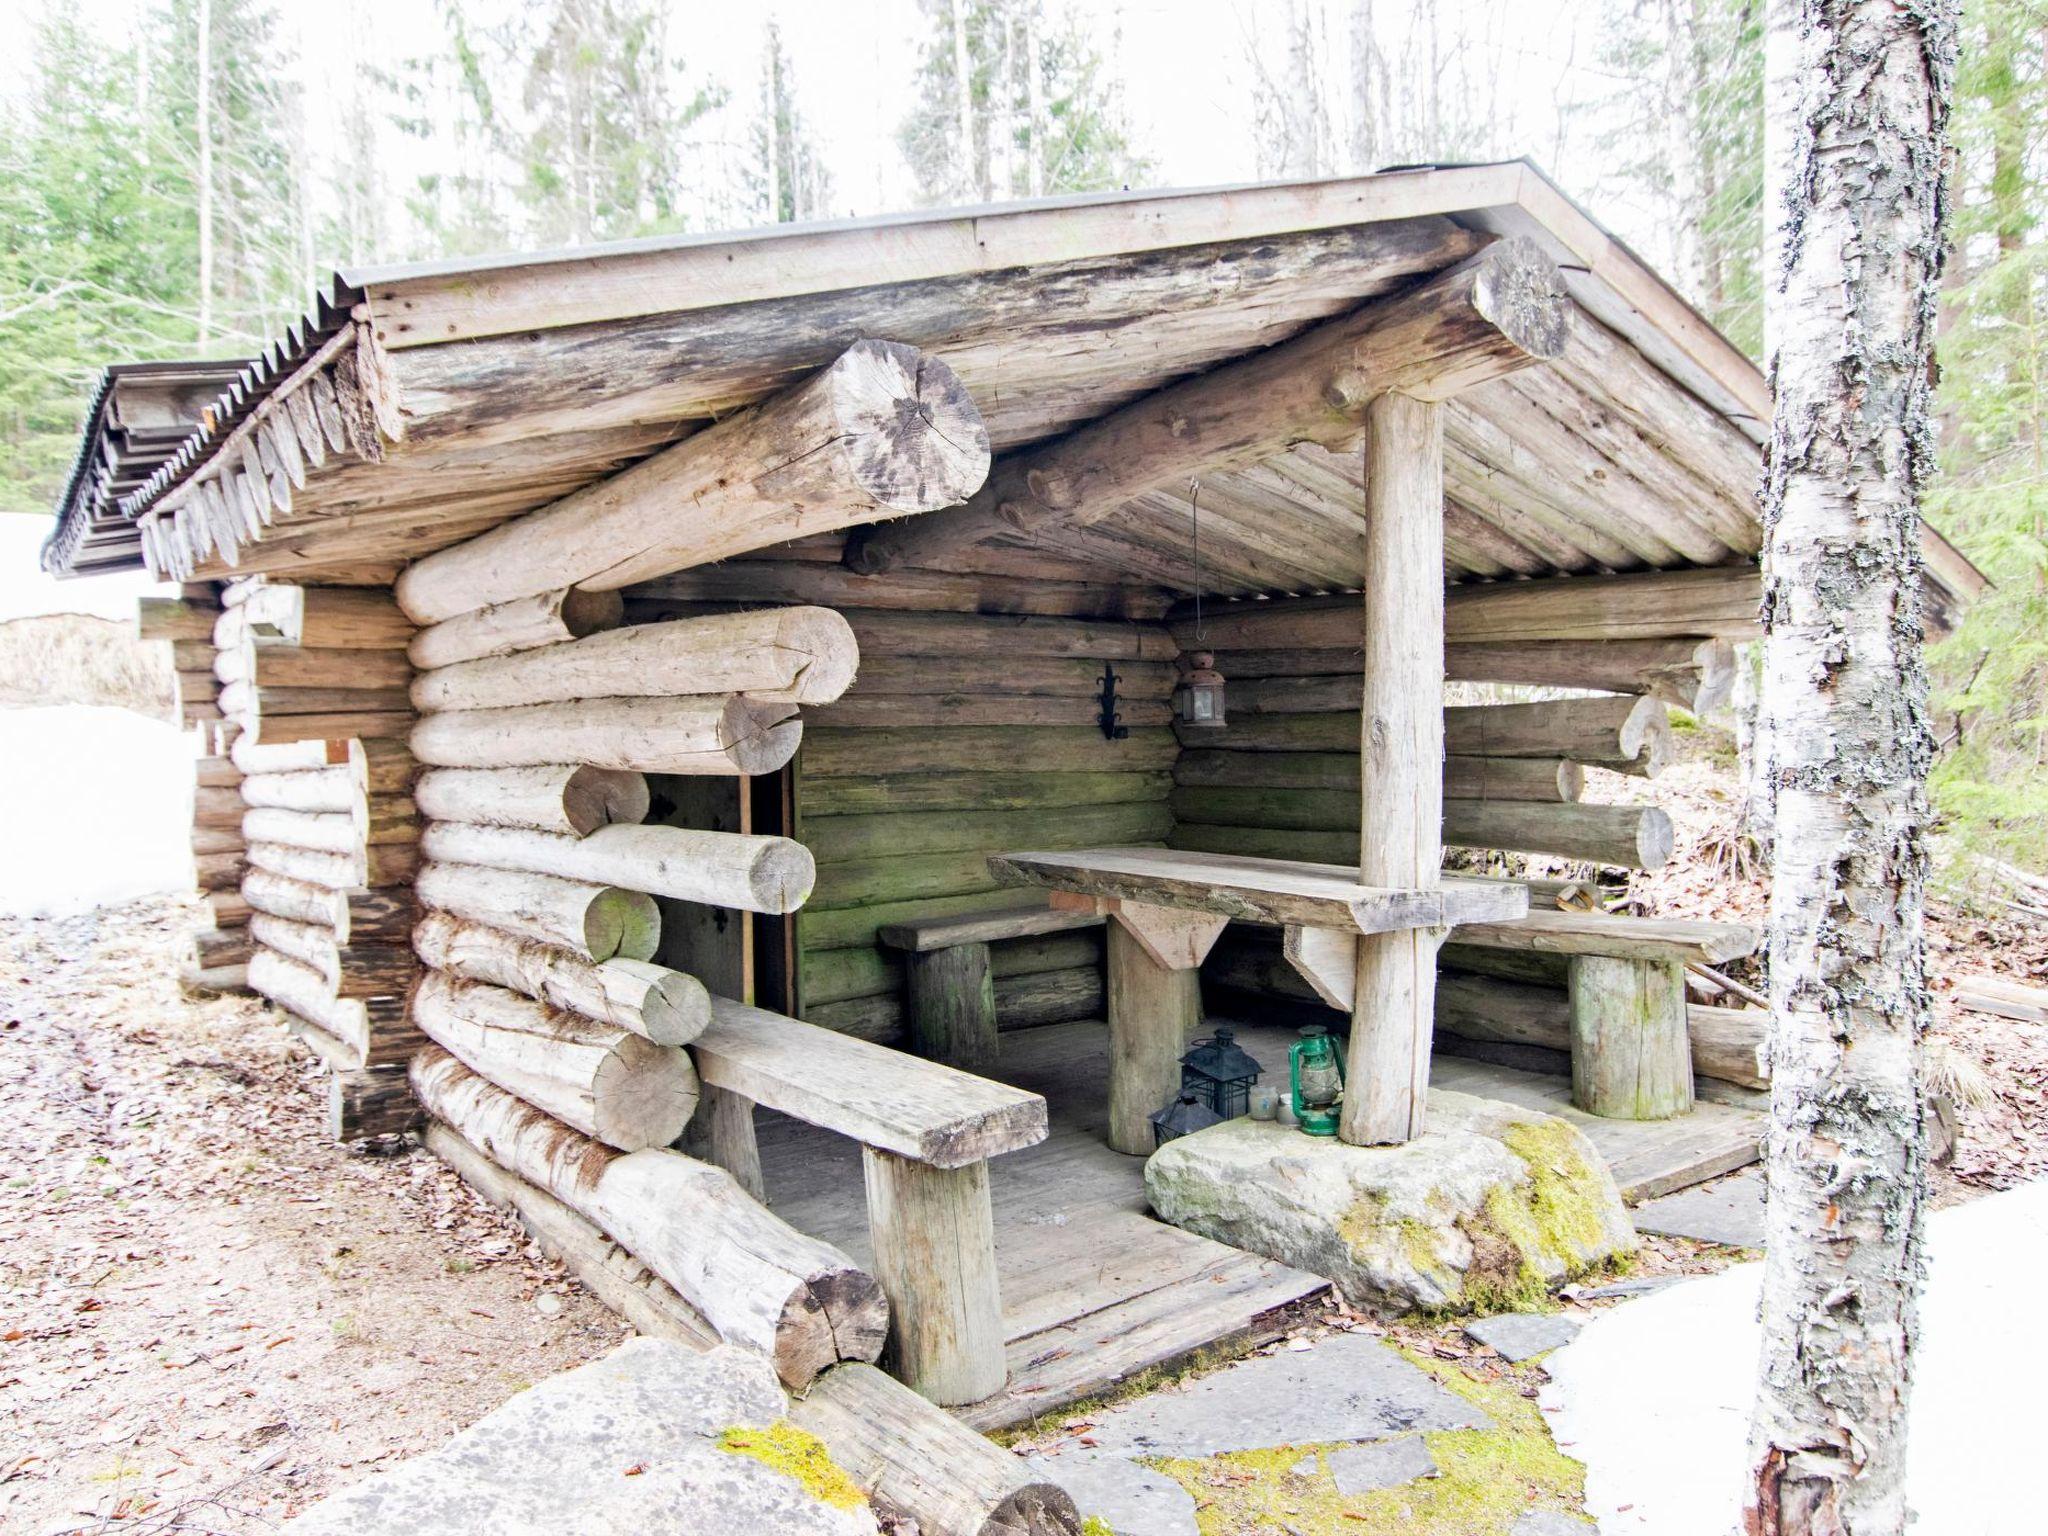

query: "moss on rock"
xmin=717 ymin=1421 xmax=868 ymax=1513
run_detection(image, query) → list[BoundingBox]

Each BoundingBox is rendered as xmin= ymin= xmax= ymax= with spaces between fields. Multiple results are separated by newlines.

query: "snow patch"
xmin=0 ymin=706 xmax=197 ymax=916
xmin=1542 ymin=1178 xmax=2048 ymax=1535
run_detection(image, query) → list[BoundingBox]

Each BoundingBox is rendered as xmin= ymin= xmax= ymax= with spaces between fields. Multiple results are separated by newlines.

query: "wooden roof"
xmin=41 ymin=160 xmax=1986 ymax=619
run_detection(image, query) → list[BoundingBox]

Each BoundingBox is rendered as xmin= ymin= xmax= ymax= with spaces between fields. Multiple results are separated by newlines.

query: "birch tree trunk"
xmin=1747 ymin=4 xmax=1955 ymax=1532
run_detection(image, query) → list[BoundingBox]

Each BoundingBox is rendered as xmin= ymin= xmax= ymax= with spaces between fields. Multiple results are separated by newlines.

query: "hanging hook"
xmin=1189 ymin=477 xmax=1205 ymax=643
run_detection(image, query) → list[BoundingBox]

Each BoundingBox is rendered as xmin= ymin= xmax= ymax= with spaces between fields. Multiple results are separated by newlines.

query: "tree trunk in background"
xmin=195 ymin=0 xmax=214 ymax=347
xmin=1747 ymin=3 xmax=1954 ymax=1533
xmin=949 ymin=0 xmax=976 ymax=200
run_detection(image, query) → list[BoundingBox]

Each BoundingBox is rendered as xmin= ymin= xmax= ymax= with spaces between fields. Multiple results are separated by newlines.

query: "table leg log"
xmin=1568 ymin=955 xmax=1694 ymax=1119
xmin=686 ymin=1083 xmax=766 ymax=1203
xmin=905 ymin=943 xmax=999 ymax=1073
xmin=1105 ymin=920 xmax=1201 ymax=1156
xmin=861 ymin=1148 xmax=1007 ymax=1406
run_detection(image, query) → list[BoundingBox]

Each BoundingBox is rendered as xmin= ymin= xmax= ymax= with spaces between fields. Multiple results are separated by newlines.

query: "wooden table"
xmin=987 ymin=847 xmax=1528 ymax=1153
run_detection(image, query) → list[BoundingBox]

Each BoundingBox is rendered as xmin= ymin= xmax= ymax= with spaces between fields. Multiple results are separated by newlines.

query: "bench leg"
xmin=1568 ymin=956 xmax=1694 ymax=1119
xmin=905 ymin=943 xmax=998 ymax=1073
xmin=685 ymin=1084 xmax=766 ymax=1201
xmin=861 ymin=1148 xmax=1007 ymax=1406
xmin=1105 ymin=920 xmax=1203 ymax=1156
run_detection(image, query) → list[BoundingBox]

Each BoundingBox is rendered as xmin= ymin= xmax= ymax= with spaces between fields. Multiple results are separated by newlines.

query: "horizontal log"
xmin=239 ymin=710 xmax=416 ymax=747
xmin=250 ymin=949 xmax=369 ymax=1068
xmin=800 ymin=964 xmax=1103 ymax=1044
xmin=230 ymin=735 xmax=348 ymax=775
xmin=802 ymin=769 xmax=1173 ymax=817
xmin=136 ymin=596 xmax=221 ymax=642
xmin=801 ymin=724 xmax=1177 ymax=777
xmin=411 ymin=695 xmax=800 ymax=776
xmin=411 ymin=607 xmax=859 ymax=713
xmin=203 ymin=889 xmax=252 ymax=928
xmin=423 ymin=1121 xmax=715 ymax=1344
xmin=248 ymin=912 xmax=417 ymax=998
xmin=1225 ymin=641 xmax=1733 ymax=716
xmin=172 ymin=639 xmax=216 ymax=671
xmin=411 ymin=971 xmax=698 ymax=1151
xmin=422 ymin=821 xmax=814 ymax=915
xmin=839 ymin=609 xmax=1177 ymax=663
xmin=193 ymin=850 xmax=246 ymax=891
xmin=803 ymin=802 xmax=1172 ymax=864
xmin=239 ymin=766 xmax=355 ymax=813
xmin=410 ymin=1047 xmax=887 ymax=1387
xmin=624 ymin=560 xmax=1174 ymax=622
xmin=245 ymin=839 xmax=418 ymax=889
xmin=810 ymin=849 xmax=1004 ymax=911
xmin=805 ymin=931 xmax=1099 ymax=1004
xmin=407 ymin=586 xmax=625 ymax=671
xmin=414 ymin=910 xmax=708 ymax=1046
xmin=1177 ymin=567 xmax=1761 ymax=649
xmin=806 ymin=693 xmax=1173 ymax=730
xmin=848 ymin=654 xmax=1178 ymax=699
xmin=1438 ymin=942 xmax=1570 ymax=987
xmin=396 ymin=339 xmax=989 ymax=623
xmin=1685 ymin=1004 xmax=1773 ymax=1090
xmin=190 ymin=825 xmax=245 ymax=857
xmin=1174 ymin=749 xmax=1582 ymax=802
xmin=243 ymin=867 xmax=347 ymax=930
xmin=192 ymin=926 xmax=255 ymax=967
xmin=415 ymin=764 xmax=650 ymax=837
xmin=800 ymin=888 xmax=1077 ymax=952
xmin=179 ymin=961 xmax=249 ymax=994
xmin=337 ymin=887 xmax=418 ymax=948
xmin=1435 ymin=973 xmax=1768 ymax=1089
xmin=220 ymin=682 xmax=415 ymax=718
xmin=416 ymin=861 xmax=661 ymax=962
xmin=194 ymin=755 xmax=241 ymax=788
xmin=242 ymin=585 xmax=413 ymax=649
xmin=243 ymin=807 xmax=357 ymax=855
xmin=217 ymin=646 xmax=414 ymax=690
xmin=349 ymin=737 xmax=417 ymax=794
xmin=1454 ymin=908 xmax=1761 ymax=964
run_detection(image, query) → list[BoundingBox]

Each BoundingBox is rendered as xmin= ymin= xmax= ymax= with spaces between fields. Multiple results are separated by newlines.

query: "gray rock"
xmin=1327 ymin=1435 xmax=1439 ymax=1493
xmin=1513 ymin=1510 xmax=1598 ymax=1536
xmin=1565 ymin=1275 xmax=1686 ymax=1301
xmin=1463 ymin=1311 xmax=1583 ymax=1362
xmin=284 ymin=1341 xmax=875 ymax=1536
xmin=1024 ymin=1454 xmax=1197 ymax=1536
xmin=1063 ymin=1333 xmax=1488 ymax=1459
xmin=1145 ymin=1090 xmax=1637 ymax=1313
xmin=1632 ymin=1169 xmax=1766 ymax=1249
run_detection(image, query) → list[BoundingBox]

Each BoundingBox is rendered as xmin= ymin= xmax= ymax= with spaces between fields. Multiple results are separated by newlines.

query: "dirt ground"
xmin=0 ymin=897 xmax=627 ymax=1535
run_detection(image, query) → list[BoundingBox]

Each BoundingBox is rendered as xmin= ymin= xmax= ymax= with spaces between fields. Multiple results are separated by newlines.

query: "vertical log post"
xmin=1568 ymin=956 xmax=1694 ymax=1120
xmin=685 ymin=1083 xmax=767 ymax=1201
xmin=1104 ymin=919 xmax=1205 ymax=1156
xmin=1342 ymin=392 xmax=1447 ymax=1146
xmin=861 ymin=1148 xmax=1007 ymax=1406
xmin=903 ymin=943 xmax=999 ymax=1073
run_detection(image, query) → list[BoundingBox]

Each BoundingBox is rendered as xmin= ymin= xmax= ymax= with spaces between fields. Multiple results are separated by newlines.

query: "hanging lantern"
xmin=1150 ymin=1091 xmax=1225 ymax=1148
xmin=1178 ymin=1026 xmax=1262 ymax=1119
xmin=1289 ymin=1023 xmax=1347 ymax=1138
xmin=1175 ymin=650 xmax=1227 ymax=728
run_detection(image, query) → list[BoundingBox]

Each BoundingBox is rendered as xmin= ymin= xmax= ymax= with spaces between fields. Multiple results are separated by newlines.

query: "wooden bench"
xmin=1451 ymin=896 xmax=1760 ymax=1121
xmin=688 ymin=997 xmax=1048 ymax=1407
xmin=876 ymin=900 xmax=1106 ymax=1072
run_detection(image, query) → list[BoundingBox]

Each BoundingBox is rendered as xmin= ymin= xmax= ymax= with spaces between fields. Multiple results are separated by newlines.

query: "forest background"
xmin=2 ymin=0 xmax=2041 ymax=875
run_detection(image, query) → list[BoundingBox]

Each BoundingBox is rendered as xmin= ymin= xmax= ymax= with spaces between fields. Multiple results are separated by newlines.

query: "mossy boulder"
xmin=284 ymin=1340 xmax=877 ymax=1535
xmin=1144 ymin=1091 xmax=1635 ymax=1314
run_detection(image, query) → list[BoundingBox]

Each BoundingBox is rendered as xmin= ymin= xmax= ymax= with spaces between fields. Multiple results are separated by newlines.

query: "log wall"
xmin=624 ymin=565 xmax=1177 ymax=1045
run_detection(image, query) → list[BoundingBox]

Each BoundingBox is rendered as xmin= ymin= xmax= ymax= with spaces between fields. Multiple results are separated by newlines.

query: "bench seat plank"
xmin=695 ymin=998 xmax=1048 ymax=1168
xmin=988 ymin=846 xmax=1526 ymax=933
xmin=1455 ymin=909 xmax=1759 ymax=964
xmin=877 ymin=900 xmax=1104 ymax=952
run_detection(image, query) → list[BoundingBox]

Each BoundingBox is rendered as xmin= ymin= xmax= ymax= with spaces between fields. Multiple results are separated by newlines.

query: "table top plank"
xmin=986 ymin=847 xmax=1527 ymax=934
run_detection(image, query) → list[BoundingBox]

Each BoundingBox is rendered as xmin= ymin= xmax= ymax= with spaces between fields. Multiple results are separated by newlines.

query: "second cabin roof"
xmin=47 ymin=159 xmax=1987 ymax=621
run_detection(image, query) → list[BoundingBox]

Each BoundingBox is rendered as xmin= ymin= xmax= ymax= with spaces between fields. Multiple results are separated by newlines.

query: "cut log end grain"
xmin=585 ymin=888 xmax=663 ymax=964
xmin=1470 ymin=235 xmax=1573 ymax=361
xmin=828 ymin=340 xmax=991 ymax=514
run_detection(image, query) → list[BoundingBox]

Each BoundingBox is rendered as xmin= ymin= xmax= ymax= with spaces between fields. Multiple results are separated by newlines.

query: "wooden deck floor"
xmin=755 ymin=1016 xmax=1762 ymax=1428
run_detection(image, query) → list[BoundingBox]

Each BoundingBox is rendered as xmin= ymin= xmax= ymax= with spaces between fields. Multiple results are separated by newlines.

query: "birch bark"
xmin=1747 ymin=3 xmax=1955 ymax=1532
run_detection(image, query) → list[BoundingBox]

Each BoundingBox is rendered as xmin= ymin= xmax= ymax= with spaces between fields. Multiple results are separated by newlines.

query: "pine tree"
xmin=898 ymin=0 xmax=1148 ymax=206
xmin=745 ymin=21 xmax=834 ymax=224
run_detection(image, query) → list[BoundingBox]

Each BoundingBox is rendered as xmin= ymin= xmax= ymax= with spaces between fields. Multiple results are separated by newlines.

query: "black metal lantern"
xmin=1174 ymin=650 xmax=1227 ymax=728
xmin=1150 ymin=1092 xmax=1225 ymax=1148
xmin=1179 ymin=1025 xmax=1262 ymax=1119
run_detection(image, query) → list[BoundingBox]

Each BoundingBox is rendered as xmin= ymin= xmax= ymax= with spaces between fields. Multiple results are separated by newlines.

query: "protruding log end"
xmin=1470 ymin=235 xmax=1572 ymax=363
xmin=561 ymin=765 xmax=653 ymax=836
xmin=748 ymin=837 xmax=818 ymax=915
xmin=586 ymin=887 xmax=662 ymax=962
xmin=832 ymin=339 xmax=992 ymax=514
xmin=722 ymin=696 xmax=805 ymax=776
xmin=775 ymin=1270 xmax=892 ymax=1389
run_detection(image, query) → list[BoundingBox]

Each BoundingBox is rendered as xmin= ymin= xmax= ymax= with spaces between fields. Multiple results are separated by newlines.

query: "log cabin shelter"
xmin=43 ymin=160 xmax=1986 ymax=1427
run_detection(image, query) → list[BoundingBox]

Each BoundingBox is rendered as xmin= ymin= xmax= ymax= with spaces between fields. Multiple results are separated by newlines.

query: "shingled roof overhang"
xmin=41 ymin=159 xmax=1987 ymax=627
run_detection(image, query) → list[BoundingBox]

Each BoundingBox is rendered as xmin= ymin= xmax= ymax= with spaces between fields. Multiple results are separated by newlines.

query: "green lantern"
xmin=1288 ymin=1023 xmax=1346 ymax=1137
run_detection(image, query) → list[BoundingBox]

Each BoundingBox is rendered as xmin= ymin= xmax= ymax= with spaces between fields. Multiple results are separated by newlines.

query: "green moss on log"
xmin=716 ymin=1421 xmax=867 ymax=1512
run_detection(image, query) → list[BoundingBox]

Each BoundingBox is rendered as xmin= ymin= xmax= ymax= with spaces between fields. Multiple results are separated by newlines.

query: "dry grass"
xmin=0 ymin=612 xmax=173 ymax=716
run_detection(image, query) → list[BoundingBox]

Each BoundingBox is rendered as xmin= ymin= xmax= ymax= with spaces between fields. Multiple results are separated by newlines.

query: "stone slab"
xmin=1145 ymin=1090 xmax=1637 ymax=1313
xmin=1059 ymin=1333 xmax=1488 ymax=1459
xmin=1631 ymin=1168 xmax=1766 ymax=1249
xmin=1513 ymin=1512 xmax=1598 ymax=1536
xmin=1024 ymin=1453 xmax=1197 ymax=1536
xmin=284 ymin=1341 xmax=874 ymax=1536
xmin=1327 ymin=1435 xmax=1439 ymax=1494
xmin=1463 ymin=1311 xmax=1584 ymax=1363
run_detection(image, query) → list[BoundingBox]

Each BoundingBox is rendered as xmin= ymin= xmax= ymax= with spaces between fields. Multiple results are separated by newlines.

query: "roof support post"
xmin=1342 ymin=392 xmax=1447 ymax=1147
xmin=845 ymin=236 xmax=1569 ymax=576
